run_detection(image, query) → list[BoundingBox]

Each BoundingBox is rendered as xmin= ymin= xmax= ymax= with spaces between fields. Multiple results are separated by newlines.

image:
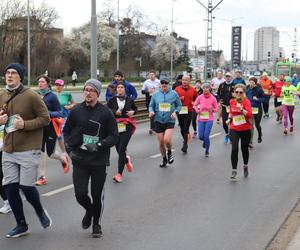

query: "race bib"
xmin=200 ymin=112 xmax=209 ymax=119
xmin=232 ymin=115 xmax=246 ymax=126
xmin=5 ymin=114 xmax=20 ymax=133
xmin=81 ymin=134 xmax=99 ymax=150
xmin=284 ymin=101 xmax=294 ymax=106
xmin=252 ymin=107 xmax=259 ymax=114
xmin=179 ymin=106 xmax=188 ymax=114
xmin=226 ymin=106 xmax=230 ymax=113
xmin=117 ymin=122 xmax=126 ymax=133
xmin=159 ymin=103 xmax=171 ymax=112
xmin=263 ymin=89 xmax=270 ymax=95
xmin=277 ymin=97 xmax=283 ymax=102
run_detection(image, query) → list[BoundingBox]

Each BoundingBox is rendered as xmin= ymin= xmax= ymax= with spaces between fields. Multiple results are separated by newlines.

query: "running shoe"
xmin=290 ymin=126 xmax=294 ymax=133
xmin=160 ymin=157 xmax=168 ymax=168
xmin=257 ymin=137 xmax=262 ymax=143
xmin=202 ymin=141 xmax=206 ymax=149
xmin=0 ymin=200 xmax=11 ymax=214
xmin=82 ymin=211 xmax=92 ymax=229
xmin=125 ymin=155 xmax=133 ymax=172
xmin=113 ymin=173 xmax=122 ymax=183
xmin=167 ymin=151 xmax=174 ymax=164
xmin=38 ymin=209 xmax=52 ymax=229
xmin=284 ymin=128 xmax=288 ymax=135
xmin=181 ymin=143 xmax=188 ymax=153
xmin=243 ymin=165 xmax=249 ymax=178
xmin=205 ymin=151 xmax=209 ymax=157
xmin=276 ymin=115 xmax=279 ymax=122
xmin=192 ymin=132 xmax=197 ymax=139
xmin=248 ymin=143 xmax=254 ymax=149
xmin=36 ymin=176 xmax=47 ymax=186
xmin=61 ymin=155 xmax=69 ymax=174
xmin=6 ymin=224 xmax=29 ymax=238
xmin=224 ymin=135 xmax=229 ymax=144
xmin=230 ymin=170 xmax=237 ymax=180
xmin=92 ymin=224 xmax=103 ymax=238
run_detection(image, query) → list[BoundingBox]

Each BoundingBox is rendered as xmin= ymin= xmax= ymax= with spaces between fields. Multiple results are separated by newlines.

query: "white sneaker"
xmin=0 ymin=200 xmax=12 ymax=214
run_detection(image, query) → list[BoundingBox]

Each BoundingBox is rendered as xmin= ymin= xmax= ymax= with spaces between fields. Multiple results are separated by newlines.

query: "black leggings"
xmin=0 ymin=152 xmax=7 ymax=201
xmin=263 ymin=95 xmax=271 ymax=114
xmin=230 ymin=130 xmax=251 ymax=169
xmin=178 ymin=112 xmax=193 ymax=144
xmin=41 ymin=123 xmax=57 ymax=157
xmin=115 ymin=125 xmax=133 ymax=175
xmin=73 ymin=164 xmax=107 ymax=226
xmin=250 ymin=108 xmax=263 ymax=143
xmin=192 ymin=110 xmax=197 ymax=132
xmin=221 ymin=106 xmax=229 ymax=135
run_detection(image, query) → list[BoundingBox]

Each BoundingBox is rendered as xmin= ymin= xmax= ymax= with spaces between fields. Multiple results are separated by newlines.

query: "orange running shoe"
xmin=125 ymin=155 xmax=133 ymax=172
xmin=113 ymin=173 xmax=122 ymax=183
xmin=36 ymin=176 xmax=47 ymax=186
xmin=62 ymin=155 xmax=69 ymax=174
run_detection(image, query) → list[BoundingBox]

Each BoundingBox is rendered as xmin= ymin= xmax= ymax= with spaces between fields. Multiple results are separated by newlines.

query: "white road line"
xmin=149 ymin=132 xmax=222 ymax=159
xmin=42 ymin=184 xmax=74 ymax=197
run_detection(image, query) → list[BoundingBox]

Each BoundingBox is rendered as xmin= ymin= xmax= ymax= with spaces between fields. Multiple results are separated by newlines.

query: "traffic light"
xmin=292 ymin=53 xmax=295 ymax=58
xmin=267 ymin=51 xmax=271 ymax=57
xmin=279 ymin=52 xmax=282 ymax=58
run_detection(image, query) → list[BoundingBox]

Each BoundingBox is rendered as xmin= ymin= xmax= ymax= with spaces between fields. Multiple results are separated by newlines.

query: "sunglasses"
xmin=235 ymin=91 xmax=244 ymax=94
xmin=161 ymin=81 xmax=169 ymax=85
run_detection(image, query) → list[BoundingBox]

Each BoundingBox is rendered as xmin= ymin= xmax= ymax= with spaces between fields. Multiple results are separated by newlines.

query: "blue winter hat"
xmin=5 ymin=63 xmax=26 ymax=83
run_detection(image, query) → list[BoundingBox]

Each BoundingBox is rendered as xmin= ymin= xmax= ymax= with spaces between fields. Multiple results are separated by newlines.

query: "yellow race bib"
xmin=179 ymin=106 xmax=188 ymax=114
xmin=199 ymin=112 xmax=209 ymax=119
xmin=117 ymin=122 xmax=126 ymax=133
xmin=232 ymin=115 xmax=246 ymax=126
xmin=252 ymin=107 xmax=259 ymax=114
xmin=159 ymin=103 xmax=171 ymax=112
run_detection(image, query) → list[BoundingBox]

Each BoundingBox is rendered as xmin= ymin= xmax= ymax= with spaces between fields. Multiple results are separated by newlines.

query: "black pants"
xmin=178 ymin=112 xmax=193 ymax=145
xmin=115 ymin=125 xmax=132 ymax=175
xmin=250 ymin=108 xmax=263 ymax=143
xmin=192 ymin=109 xmax=197 ymax=132
xmin=73 ymin=164 xmax=107 ymax=225
xmin=263 ymin=95 xmax=271 ymax=114
xmin=230 ymin=130 xmax=251 ymax=170
xmin=42 ymin=123 xmax=57 ymax=157
xmin=221 ymin=106 xmax=229 ymax=135
xmin=0 ymin=152 xmax=7 ymax=201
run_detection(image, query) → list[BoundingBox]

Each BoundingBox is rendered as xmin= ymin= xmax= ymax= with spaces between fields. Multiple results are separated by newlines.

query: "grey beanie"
xmin=202 ymin=83 xmax=212 ymax=90
xmin=84 ymin=78 xmax=102 ymax=96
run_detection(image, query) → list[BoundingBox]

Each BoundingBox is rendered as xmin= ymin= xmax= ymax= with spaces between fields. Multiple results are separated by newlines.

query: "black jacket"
xmin=217 ymin=82 xmax=234 ymax=105
xmin=106 ymin=96 xmax=138 ymax=118
xmin=63 ymin=102 xmax=119 ymax=167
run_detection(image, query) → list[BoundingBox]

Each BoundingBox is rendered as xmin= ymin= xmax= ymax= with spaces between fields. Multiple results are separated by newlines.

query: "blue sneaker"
xmin=6 ymin=224 xmax=29 ymax=238
xmin=224 ymin=135 xmax=229 ymax=144
xmin=38 ymin=209 xmax=52 ymax=229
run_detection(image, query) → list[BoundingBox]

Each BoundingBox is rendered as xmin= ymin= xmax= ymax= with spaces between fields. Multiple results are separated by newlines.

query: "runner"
xmin=149 ymin=78 xmax=182 ymax=167
xmin=36 ymin=75 xmax=69 ymax=186
xmin=232 ymin=69 xmax=246 ymax=85
xmin=141 ymin=70 xmax=160 ymax=135
xmin=193 ymin=83 xmax=218 ymax=157
xmin=211 ymin=70 xmax=225 ymax=125
xmin=217 ymin=72 xmax=234 ymax=144
xmin=107 ymin=82 xmax=137 ymax=183
xmin=192 ymin=79 xmax=203 ymax=138
xmin=227 ymin=84 xmax=253 ymax=180
xmin=246 ymin=77 xmax=265 ymax=148
xmin=260 ymin=72 xmax=273 ymax=118
xmin=175 ymin=75 xmax=198 ymax=153
xmin=281 ymin=76 xmax=300 ymax=135
xmin=172 ymin=74 xmax=183 ymax=90
xmin=273 ymin=73 xmax=286 ymax=123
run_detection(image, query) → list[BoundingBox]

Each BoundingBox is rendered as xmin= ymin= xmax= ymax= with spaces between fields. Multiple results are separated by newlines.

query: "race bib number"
xmin=277 ymin=97 xmax=283 ymax=102
xmin=252 ymin=107 xmax=259 ymax=114
xmin=81 ymin=134 xmax=99 ymax=150
xmin=232 ymin=115 xmax=246 ymax=126
xmin=159 ymin=103 xmax=171 ymax=112
xmin=117 ymin=122 xmax=126 ymax=133
xmin=200 ymin=112 xmax=209 ymax=119
xmin=179 ymin=106 xmax=188 ymax=114
xmin=5 ymin=114 xmax=19 ymax=133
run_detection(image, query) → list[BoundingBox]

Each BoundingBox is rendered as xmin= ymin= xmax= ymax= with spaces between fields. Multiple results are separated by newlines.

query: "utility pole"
xmin=116 ymin=0 xmax=120 ymax=70
xmin=196 ymin=0 xmax=223 ymax=82
xmin=27 ymin=0 xmax=31 ymax=87
xmin=91 ymin=0 xmax=97 ymax=79
xmin=170 ymin=0 xmax=175 ymax=83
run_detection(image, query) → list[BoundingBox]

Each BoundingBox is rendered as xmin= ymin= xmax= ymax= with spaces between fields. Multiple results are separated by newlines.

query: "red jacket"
xmin=175 ymin=85 xmax=198 ymax=112
xmin=273 ymin=81 xmax=285 ymax=98
xmin=229 ymin=98 xmax=253 ymax=131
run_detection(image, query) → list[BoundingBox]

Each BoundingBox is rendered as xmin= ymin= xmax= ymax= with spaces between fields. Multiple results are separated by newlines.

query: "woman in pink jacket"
xmin=193 ymin=83 xmax=218 ymax=156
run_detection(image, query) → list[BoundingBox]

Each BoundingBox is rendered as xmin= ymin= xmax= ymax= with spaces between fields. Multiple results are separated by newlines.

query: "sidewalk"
xmin=287 ymin=226 xmax=300 ymax=249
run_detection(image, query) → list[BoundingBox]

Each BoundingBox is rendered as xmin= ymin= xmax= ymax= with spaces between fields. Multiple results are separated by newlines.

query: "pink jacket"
xmin=193 ymin=94 xmax=218 ymax=121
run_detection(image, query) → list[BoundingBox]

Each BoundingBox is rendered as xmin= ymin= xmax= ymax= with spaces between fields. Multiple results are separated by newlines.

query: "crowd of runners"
xmin=0 ymin=63 xmax=299 ymax=239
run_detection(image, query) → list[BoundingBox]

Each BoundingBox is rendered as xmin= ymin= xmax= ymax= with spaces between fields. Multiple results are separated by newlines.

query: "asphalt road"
xmin=1 ymin=103 xmax=300 ymax=250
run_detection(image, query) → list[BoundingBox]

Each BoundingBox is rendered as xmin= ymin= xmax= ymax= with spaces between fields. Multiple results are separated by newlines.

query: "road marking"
xmin=42 ymin=184 xmax=74 ymax=197
xmin=149 ymin=132 xmax=222 ymax=159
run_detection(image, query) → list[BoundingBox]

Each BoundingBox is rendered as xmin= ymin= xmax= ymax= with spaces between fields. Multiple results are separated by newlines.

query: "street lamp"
xmin=27 ymin=0 xmax=30 ymax=87
xmin=91 ymin=0 xmax=97 ymax=79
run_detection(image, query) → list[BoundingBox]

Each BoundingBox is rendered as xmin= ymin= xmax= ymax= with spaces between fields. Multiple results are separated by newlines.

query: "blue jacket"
xmin=149 ymin=88 xmax=182 ymax=124
xmin=43 ymin=92 xmax=62 ymax=118
xmin=246 ymin=86 xmax=265 ymax=108
xmin=292 ymin=77 xmax=299 ymax=87
xmin=232 ymin=77 xmax=246 ymax=85
xmin=105 ymin=80 xmax=138 ymax=101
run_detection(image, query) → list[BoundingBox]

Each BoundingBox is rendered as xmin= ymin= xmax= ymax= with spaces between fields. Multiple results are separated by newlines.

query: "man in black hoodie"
xmin=64 ymin=79 xmax=119 ymax=238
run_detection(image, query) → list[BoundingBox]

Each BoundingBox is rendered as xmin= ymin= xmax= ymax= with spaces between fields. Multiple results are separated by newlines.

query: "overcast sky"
xmin=32 ymin=0 xmax=300 ymax=60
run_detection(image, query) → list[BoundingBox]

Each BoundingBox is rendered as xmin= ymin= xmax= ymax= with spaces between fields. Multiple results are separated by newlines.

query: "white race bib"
xmin=226 ymin=106 xmax=230 ymax=113
xmin=252 ymin=107 xmax=259 ymax=114
xmin=179 ymin=106 xmax=188 ymax=114
xmin=199 ymin=111 xmax=209 ymax=119
xmin=277 ymin=97 xmax=283 ymax=102
xmin=159 ymin=103 xmax=171 ymax=112
xmin=117 ymin=122 xmax=126 ymax=133
xmin=232 ymin=115 xmax=246 ymax=126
